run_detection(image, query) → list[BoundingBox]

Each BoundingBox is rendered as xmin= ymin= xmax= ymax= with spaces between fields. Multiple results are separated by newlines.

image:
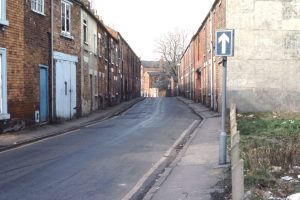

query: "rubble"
xmin=287 ymin=193 xmax=300 ymax=200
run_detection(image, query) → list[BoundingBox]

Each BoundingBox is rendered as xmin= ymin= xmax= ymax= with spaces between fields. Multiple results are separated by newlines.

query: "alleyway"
xmin=0 ymin=98 xmax=199 ymax=200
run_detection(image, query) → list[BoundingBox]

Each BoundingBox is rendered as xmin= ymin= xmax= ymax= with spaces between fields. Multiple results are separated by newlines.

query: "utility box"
xmin=35 ymin=111 xmax=40 ymax=123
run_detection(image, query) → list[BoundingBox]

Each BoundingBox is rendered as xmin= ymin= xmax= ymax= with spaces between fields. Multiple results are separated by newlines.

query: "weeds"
xmin=237 ymin=112 xmax=300 ymax=198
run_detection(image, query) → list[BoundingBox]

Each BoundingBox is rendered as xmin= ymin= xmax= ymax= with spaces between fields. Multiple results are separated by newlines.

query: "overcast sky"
xmin=94 ymin=0 xmax=214 ymax=61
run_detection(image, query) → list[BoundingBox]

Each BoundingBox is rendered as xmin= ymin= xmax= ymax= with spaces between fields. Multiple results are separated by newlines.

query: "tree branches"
xmin=155 ymin=29 xmax=188 ymax=77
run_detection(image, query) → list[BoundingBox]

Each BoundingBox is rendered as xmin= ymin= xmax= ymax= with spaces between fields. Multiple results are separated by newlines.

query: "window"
xmin=104 ymin=33 xmax=108 ymax=60
xmin=0 ymin=48 xmax=9 ymax=120
xmin=98 ymin=33 xmax=101 ymax=57
xmin=83 ymin=19 xmax=87 ymax=44
xmin=31 ymin=0 xmax=44 ymax=14
xmin=198 ymin=36 xmax=200 ymax=60
xmin=0 ymin=0 xmax=9 ymax=26
xmin=116 ymin=47 xmax=118 ymax=66
xmin=61 ymin=0 xmax=71 ymax=36
xmin=94 ymin=33 xmax=97 ymax=54
xmin=110 ymin=39 xmax=114 ymax=64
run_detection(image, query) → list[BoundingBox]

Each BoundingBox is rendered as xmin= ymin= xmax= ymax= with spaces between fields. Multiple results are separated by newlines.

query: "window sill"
xmin=60 ymin=32 xmax=74 ymax=40
xmin=0 ymin=19 xmax=9 ymax=27
xmin=0 ymin=113 xmax=10 ymax=120
xmin=31 ymin=10 xmax=46 ymax=16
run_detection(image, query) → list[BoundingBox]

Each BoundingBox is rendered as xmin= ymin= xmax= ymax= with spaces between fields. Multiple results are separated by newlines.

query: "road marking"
xmin=121 ymin=120 xmax=200 ymax=200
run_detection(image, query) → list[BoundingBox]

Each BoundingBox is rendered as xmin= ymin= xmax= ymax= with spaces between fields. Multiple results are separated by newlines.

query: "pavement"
xmin=0 ymin=97 xmax=145 ymax=152
xmin=144 ymin=97 xmax=229 ymax=200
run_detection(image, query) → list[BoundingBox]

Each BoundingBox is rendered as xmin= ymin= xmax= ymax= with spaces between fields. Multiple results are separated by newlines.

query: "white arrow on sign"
xmin=218 ymin=33 xmax=230 ymax=54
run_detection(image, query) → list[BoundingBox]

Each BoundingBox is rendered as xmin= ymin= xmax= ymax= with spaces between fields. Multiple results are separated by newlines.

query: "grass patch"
xmin=238 ymin=112 xmax=300 ymax=136
xmin=237 ymin=112 xmax=300 ymax=198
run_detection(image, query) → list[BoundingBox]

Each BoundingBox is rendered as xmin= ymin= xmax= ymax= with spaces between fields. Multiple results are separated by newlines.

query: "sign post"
xmin=215 ymin=29 xmax=234 ymax=165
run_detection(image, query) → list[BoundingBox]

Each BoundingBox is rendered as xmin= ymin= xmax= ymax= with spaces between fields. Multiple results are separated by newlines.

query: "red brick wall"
xmin=0 ymin=0 xmax=26 ymax=121
xmin=0 ymin=0 xmax=140 ymax=127
xmin=97 ymin=24 xmax=108 ymax=108
xmin=23 ymin=0 xmax=51 ymax=124
xmin=53 ymin=0 xmax=82 ymax=116
xmin=185 ymin=0 xmax=226 ymax=111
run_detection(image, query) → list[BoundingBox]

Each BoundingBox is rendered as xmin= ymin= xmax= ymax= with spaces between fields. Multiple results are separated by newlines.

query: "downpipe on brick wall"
xmin=210 ymin=13 xmax=214 ymax=110
xmin=51 ymin=0 xmax=54 ymax=121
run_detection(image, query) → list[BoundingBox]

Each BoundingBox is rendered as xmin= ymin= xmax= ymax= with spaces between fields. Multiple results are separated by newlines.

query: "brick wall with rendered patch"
xmin=226 ymin=0 xmax=300 ymax=112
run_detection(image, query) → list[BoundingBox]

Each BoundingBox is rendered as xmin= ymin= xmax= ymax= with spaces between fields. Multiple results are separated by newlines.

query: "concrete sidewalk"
xmin=144 ymin=97 xmax=229 ymax=200
xmin=0 ymin=98 xmax=144 ymax=152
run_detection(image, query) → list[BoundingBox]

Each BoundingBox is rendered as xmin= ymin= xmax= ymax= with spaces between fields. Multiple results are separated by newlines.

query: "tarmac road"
xmin=0 ymin=97 xmax=199 ymax=200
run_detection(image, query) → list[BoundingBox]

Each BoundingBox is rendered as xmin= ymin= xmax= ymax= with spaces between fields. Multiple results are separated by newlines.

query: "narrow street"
xmin=0 ymin=98 xmax=199 ymax=200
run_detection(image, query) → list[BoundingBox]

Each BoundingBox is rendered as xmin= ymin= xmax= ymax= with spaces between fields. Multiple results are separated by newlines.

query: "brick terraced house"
xmin=0 ymin=0 xmax=141 ymax=132
xmin=179 ymin=0 xmax=300 ymax=112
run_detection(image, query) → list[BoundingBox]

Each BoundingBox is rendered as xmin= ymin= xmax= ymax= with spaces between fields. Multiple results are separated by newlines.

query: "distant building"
xmin=141 ymin=61 xmax=173 ymax=98
xmin=179 ymin=0 xmax=300 ymax=112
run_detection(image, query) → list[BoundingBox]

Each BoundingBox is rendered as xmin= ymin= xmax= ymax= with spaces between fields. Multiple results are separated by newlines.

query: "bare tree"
xmin=155 ymin=29 xmax=189 ymax=77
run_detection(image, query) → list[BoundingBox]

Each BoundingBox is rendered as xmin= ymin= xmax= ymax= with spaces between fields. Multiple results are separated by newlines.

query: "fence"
xmin=230 ymin=103 xmax=244 ymax=200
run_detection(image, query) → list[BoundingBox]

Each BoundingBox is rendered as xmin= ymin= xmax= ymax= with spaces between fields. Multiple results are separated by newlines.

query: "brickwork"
xmin=226 ymin=0 xmax=300 ymax=112
xmin=180 ymin=0 xmax=300 ymax=112
xmin=179 ymin=0 xmax=226 ymax=111
xmin=80 ymin=8 xmax=100 ymax=115
xmin=97 ymin=22 xmax=108 ymax=109
xmin=23 ymin=0 xmax=51 ymax=124
xmin=53 ymin=0 xmax=81 ymax=118
xmin=0 ymin=0 xmax=25 ymax=121
xmin=0 ymin=0 xmax=141 ymax=131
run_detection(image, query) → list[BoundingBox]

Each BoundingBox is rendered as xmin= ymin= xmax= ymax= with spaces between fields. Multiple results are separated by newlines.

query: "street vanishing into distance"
xmin=0 ymin=98 xmax=199 ymax=200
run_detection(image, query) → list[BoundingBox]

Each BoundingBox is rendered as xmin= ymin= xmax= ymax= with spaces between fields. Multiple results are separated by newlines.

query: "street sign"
xmin=216 ymin=29 xmax=235 ymax=164
xmin=215 ymin=29 xmax=234 ymax=57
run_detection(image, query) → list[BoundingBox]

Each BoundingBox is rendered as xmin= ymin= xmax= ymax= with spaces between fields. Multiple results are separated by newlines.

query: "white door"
xmin=56 ymin=60 xmax=76 ymax=120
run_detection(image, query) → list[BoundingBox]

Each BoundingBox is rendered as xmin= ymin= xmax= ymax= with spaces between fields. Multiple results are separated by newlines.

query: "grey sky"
xmin=94 ymin=0 xmax=214 ymax=61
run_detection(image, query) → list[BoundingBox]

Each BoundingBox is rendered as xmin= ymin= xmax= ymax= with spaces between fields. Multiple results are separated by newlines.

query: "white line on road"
xmin=121 ymin=119 xmax=200 ymax=200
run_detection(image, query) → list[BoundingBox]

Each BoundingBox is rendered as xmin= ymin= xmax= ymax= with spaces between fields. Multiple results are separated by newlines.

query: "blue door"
xmin=40 ymin=66 xmax=49 ymax=122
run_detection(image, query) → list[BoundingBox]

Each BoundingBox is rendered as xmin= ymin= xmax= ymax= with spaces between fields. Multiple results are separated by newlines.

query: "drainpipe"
xmin=121 ymin=40 xmax=124 ymax=101
xmin=107 ymin=39 xmax=110 ymax=106
xmin=51 ymin=0 xmax=54 ymax=121
xmin=210 ymin=12 xmax=214 ymax=110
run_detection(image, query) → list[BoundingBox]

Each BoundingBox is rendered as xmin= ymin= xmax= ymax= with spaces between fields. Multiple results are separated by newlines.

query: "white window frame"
xmin=115 ymin=47 xmax=118 ymax=66
xmin=98 ymin=33 xmax=102 ymax=57
xmin=31 ymin=0 xmax=45 ymax=15
xmin=93 ymin=33 xmax=97 ymax=54
xmin=110 ymin=39 xmax=114 ymax=64
xmin=0 ymin=0 xmax=9 ymax=26
xmin=83 ymin=19 xmax=88 ymax=44
xmin=0 ymin=48 xmax=10 ymax=120
xmin=61 ymin=0 xmax=72 ymax=37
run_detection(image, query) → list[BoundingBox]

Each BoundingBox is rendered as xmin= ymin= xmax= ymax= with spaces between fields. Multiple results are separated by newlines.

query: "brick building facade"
xmin=0 ymin=0 xmax=24 ymax=129
xmin=0 ymin=0 xmax=141 ymax=131
xmin=141 ymin=63 xmax=172 ymax=98
xmin=179 ymin=0 xmax=300 ymax=112
xmin=179 ymin=0 xmax=225 ymax=112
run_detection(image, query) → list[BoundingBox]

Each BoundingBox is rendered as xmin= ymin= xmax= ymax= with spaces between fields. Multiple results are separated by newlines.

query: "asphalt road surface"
xmin=0 ymin=97 xmax=199 ymax=200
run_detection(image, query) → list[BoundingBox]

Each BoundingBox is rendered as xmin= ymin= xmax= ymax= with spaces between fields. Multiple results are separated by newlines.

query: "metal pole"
xmin=219 ymin=57 xmax=227 ymax=165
